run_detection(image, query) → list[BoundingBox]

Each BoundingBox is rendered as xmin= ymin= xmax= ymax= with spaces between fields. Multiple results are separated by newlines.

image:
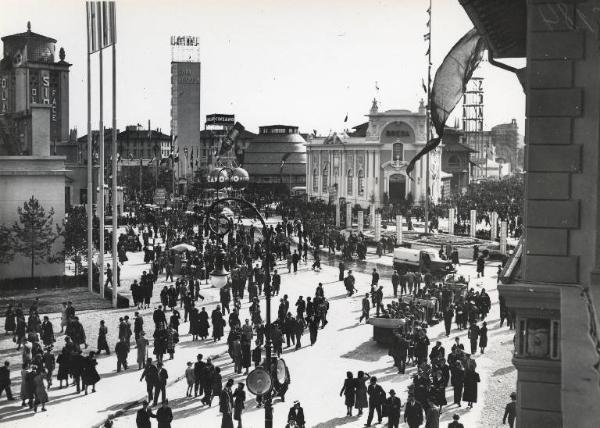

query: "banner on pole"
xmin=87 ymin=1 xmax=116 ymax=54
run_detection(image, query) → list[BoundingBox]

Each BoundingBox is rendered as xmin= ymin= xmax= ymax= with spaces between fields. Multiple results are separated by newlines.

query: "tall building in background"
xmin=170 ymin=35 xmax=200 ymax=185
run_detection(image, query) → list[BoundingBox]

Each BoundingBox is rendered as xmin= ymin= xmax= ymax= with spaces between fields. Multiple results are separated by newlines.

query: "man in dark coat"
xmin=156 ymin=399 xmax=173 ymax=428
xmin=391 ymin=270 xmax=400 ymax=297
xmin=220 ymin=379 xmax=234 ymax=428
xmin=292 ymin=251 xmax=300 ymax=273
xmin=443 ymin=306 xmax=454 ymax=337
xmin=0 ymin=361 xmax=14 ymax=401
xmin=366 ymin=376 xmax=385 ymax=426
xmin=391 ymin=333 xmax=409 ymax=374
xmin=338 ymin=261 xmax=345 ymax=281
xmin=468 ymin=322 xmax=480 ymax=355
xmin=448 ymin=413 xmax=464 ymax=428
xmin=359 ymin=293 xmax=370 ymax=323
xmin=135 ymin=400 xmax=155 ymax=428
xmin=384 ymin=389 xmax=401 ymax=428
xmin=403 ymin=393 xmax=424 ymax=428
xmin=287 ymin=400 xmax=305 ymax=427
xmin=140 ymin=359 xmax=158 ymax=402
xmin=153 ymin=306 xmax=166 ymax=328
xmin=115 ymin=337 xmax=129 ymax=372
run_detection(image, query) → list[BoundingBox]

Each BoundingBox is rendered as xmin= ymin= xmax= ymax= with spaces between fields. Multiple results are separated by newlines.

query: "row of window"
xmin=312 ymin=169 xmax=365 ymax=196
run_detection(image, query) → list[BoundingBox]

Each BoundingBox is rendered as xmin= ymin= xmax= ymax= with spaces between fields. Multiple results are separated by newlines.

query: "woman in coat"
xmin=451 ymin=361 xmax=465 ymax=407
xmin=212 ymin=307 xmax=225 ymax=342
xmin=462 ymin=367 xmax=481 ymax=408
xmin=233 ymin=382 xmax=246 ymax=428
xmin=82 ymin=351 xmax=100 ymax=394
xmin=20 ymin=364 xmax=31 ymax=407
xmin=189 ymin=307 xmax=199 ymax=338
xmin=198 ymin=307 xmax=210 ymax=340
xmin=56 ymin=349 xmax=70 ymax=388
xmin=5 ymin=304 xmax=16 ymax=334
xmin=354 ymin=371 xmax=369 ymax=416
xmin=97 ymin=320 xmax=110 ymax=355
xmin=479 ymin=321 xmax=488 ymax=354
xmin=339 ymin=371 xmax=355 ymax=416
xmin=32 ymin=368 xmax=48 ymax=412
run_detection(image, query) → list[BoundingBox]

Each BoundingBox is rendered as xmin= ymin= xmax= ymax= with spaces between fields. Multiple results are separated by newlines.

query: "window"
xmin=313 ymin=169 xmax=319 ymax=192
xmin=322 ymin=168 xmax=328 ymax=192
xmin=347 ymin=169 xmax=353 ymax=195
xmin=358 ymin=170 xmax=365 ymax=196
xmin=448 ymin=155 xmax=460 ymax=167
xmin=393 ymin=143 xmax=403 ymax=162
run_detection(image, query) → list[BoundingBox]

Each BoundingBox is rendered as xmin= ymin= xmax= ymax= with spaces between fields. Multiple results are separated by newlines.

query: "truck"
xmin=393 ymin=247 xmax=455 ymax=278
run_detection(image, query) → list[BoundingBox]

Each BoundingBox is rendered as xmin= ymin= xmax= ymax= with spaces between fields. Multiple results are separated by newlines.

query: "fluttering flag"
xmin=313 ymin=129 xmax=318 ymax=136
xmin=426 ymin=19 xmax=430 ymax=28
xmin=86 ymin=1 xmax=116 ymax=54
xmin=425 ymin=47 xmax=430 ymax=56
xmin=423 ymin=33 xmax=430 ymax=41
xmin=422 ymin=78 xmax=427 ymax=93
xmin=344 ymin=114 xmax=348 ymax=123
xmin=406 ymin=28 xmax=486 ymax=178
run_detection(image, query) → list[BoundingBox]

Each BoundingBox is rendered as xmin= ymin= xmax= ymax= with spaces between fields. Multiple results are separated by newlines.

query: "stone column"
xmin=335 ymin=203 xmax=340 ymax=227
xmin=396 ymin=215 xmax=403 ymax=245
xmin=500 ymin=221 xmax=507 ymax=255
xmin=346 ymin=203 xmax=352 ymax=229
xmin=357 ymin=211 xmax=364 ymax=233
xmin=470 ymin=209 xmax=477 ymax=238
xmin=374 ymin=213 xmax=381 ymax=241
xmin=490 ymin=212 xmax=499 ymax=240
xmin=448 ymin=208 xmax=456 ymax=235
xmin=370 ymin=204 xmax=376 ymax=228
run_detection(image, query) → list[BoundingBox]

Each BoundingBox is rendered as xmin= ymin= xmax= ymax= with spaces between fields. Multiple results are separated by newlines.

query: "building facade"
xmin=306 ymin=100 xmax=441 ymax=208
xmin=461 ymin=0 xmax=600 ymax=426
xmin=0 ymin=23 xmax=69 ymax=280
xmin=441 ymin=127 xmax=475 ymax=196
xmin=491 ymin=118 xmax=523 ymax=173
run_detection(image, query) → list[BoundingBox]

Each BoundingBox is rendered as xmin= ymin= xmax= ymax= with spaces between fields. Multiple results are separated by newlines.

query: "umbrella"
xmin=170 ymin=243 xmax=197 ymax=252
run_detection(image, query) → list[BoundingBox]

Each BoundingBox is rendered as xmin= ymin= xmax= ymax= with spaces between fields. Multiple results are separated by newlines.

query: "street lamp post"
xmin=204 ymin=167 xmax=274 ymax=428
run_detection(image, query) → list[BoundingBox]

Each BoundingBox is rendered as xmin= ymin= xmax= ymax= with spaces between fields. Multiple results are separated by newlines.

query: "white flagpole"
xmin=86 ymin=2 xmax=94 ymax=293
xmin=98 ymin=33 xmax=105 ymax=299
xmin=111 ymin=2 xmax=118 ymax=308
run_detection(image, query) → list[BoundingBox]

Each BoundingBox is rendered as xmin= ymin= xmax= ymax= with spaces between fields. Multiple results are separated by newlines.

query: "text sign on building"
xmin=206 ymin=114 xmax=235 ymax=126
xmin=170 ymin=36 xmax=199 ymax=46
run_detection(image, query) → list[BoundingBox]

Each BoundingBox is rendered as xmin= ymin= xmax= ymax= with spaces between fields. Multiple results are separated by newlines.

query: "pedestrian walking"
xmin=82 ymin=351 xmax=100 ymax=394
xmin=463 ymin=366 xmax=480 ymax=408
xmin=185 ymin=362 xmax=194 ymax=397
xmin=359 ymin=294 xmax=370 ymax=323
xmin=137 ymin=332 xmax=149 ymax=370
xmin=502 ymin=392 xmax=517 ymax=428
xmin=383 ymin=389 xmax=401 ymax=428
xmin=32 ymin=367 xmax=48 ymax=412
xmin=468 ymin=322 xmax=480 ymax=355
xmin=339 ymin=371 xmax=355 ymax=416
xmin=115 ymin=337 xmax=129 ymax=372
xmin=140 ymin=359 xmax=158 ymax=403
xmin=404 ymin=393 xmax=424 ymax=428
xmin=97 ymin=320 xmax=110 ymax=355
xmin=354 ymin=371 xmax=369 ymax=416
xmin=365 ymin=376 xmax=385 ymax=426
xmin=0 ymin=361 xmax=14 ymax=401
xmin=479 ymin=321 xmax=488 ymax=354
xmin=233 ymin=382 xmax=246 ymax=428
xmin=154 ymin=362 xmax=168 ymax=405
xmin=136 ymin=400 xmax=155 ymax=428
xmin=156 ymin=399 xmax=173 ymax=428
xmin=220 ymin=379 xmax=234 ymax=428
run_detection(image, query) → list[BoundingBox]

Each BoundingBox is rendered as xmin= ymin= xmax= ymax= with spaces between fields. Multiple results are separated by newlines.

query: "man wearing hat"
xmin=135 ymin=400 xmax=155 ymax=428
xmin=287 ymin=400 xmax=305 ymax=427
xmin=404 ymin=392 xmax=424 ymax=428
xmin=447 ymin=413 xmax=464 ymax=428
xmin=384 ymin=389 xmax=401 ymax=428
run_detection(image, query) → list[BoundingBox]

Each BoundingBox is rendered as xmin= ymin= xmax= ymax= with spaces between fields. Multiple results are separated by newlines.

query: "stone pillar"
xmin=357 ymin=211 xmax=364 ymax=233
xmin=499 ymin=221 xmax=507 ymax=255
xmin=346 ymin=203 xmax=352 ymax=229
xmin=370 ymin=204 xmax=376 ymax=228
xmin=374 ymin=213 xmax=381 ymax=241
xmin=396 ymin=215 xmax=403 ymax=245
xmin=490 ymin=212 xmax=499 ymax=240
xmin=335 ymin=204 xmax=340 ymax=227
xmin=448 ymin=208 xmax=456 ymax=235
xmin=469 ymin=209 xmax=477 ymax=238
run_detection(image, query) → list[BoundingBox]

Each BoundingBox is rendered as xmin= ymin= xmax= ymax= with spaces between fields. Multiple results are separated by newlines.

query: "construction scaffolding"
xmin=462 ymin=77 xmax=487 ymax=180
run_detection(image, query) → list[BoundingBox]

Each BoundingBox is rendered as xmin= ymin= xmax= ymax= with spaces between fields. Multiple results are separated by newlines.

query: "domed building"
xmin=242 ymin=124 xmax=307 ymax=192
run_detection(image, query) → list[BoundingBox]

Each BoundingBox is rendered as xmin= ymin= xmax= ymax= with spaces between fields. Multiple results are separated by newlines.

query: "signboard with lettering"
xmin=170 ymin=36 xmax=199 ymax=46
xmin=206 ymin=114 xmax=235 ymax=126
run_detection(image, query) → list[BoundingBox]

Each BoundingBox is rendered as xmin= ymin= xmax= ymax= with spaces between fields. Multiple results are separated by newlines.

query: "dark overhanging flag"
xmin=406 ymin=28 xmax=485 ymax=178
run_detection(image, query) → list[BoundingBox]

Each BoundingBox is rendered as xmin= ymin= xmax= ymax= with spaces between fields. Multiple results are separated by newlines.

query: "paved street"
xmin=0 ymin=245 xmax=515 ymax=428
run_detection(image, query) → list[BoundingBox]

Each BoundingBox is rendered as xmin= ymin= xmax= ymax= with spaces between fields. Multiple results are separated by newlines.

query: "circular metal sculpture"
xmin=230 ymin=167 xmax=250 ymax=190
xmin=246 ymin=367 xmax=272 ymax=395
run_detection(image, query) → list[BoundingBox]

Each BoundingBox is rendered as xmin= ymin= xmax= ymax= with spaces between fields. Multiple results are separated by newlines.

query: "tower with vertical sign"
xmin=170 ymin=36 xmax=200 ymax=183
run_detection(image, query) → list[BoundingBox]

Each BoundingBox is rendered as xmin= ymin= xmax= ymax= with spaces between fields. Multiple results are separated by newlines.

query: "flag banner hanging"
xmin=423 ymin=33 xmax=430 ymax=41
xmin=407 ymin=28 xmax=485 ymax=178
xmin=86 ymin=1 xmax=116 ymax=53
xmin=422 ymin=78 xmax=427 ymax=93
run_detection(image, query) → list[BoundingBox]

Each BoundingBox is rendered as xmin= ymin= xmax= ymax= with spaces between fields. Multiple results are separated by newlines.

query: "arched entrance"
xmin=389 ymin=174 xmax=406 ymax=201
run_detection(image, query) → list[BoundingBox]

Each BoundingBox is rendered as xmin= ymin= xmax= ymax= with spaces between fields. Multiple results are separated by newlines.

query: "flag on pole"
xmin=421 ymin=78 xmax=427 ymax=93
xmin=344 ymin=114 xmax=348 ymax=123
xmin=313 ymin=129 xmax=317 ymax=136
xmin=86 ymin=1 xmax=116 ymax=54
xmin=375 ymin=81 xmax=380 ymax=91
xmin=425 ymin=47 xmax=430 ymax=56
xmin=426 ymin=19 xmax=430 ymax=28
xmin=407 ymin=28 xmax=485 ymax=178
xmin=423 ymin=33 xmax=430 ymax=41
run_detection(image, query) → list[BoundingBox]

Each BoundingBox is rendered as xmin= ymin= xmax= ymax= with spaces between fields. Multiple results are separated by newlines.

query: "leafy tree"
xmin=0 ymin=225 xmax=14 ymax=263
xmin=12 ymin=196 xmax=62 ymax=279
xmin=62 ymin=206 xmax=88 ymax=276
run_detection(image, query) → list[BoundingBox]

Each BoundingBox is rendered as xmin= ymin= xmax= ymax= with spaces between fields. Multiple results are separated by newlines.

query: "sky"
xmin=1 ymin=0 xmax=525 ymax=136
